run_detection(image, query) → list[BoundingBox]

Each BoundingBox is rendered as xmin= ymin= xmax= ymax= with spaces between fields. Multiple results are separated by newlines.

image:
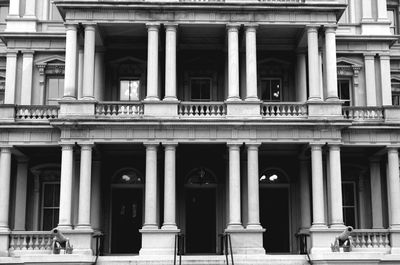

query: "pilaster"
xmin=20 ymin=51 xmax=34 ymax=105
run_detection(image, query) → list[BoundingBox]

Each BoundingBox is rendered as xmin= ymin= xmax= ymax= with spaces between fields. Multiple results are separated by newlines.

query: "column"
xmin=246 ymin=144 xmax=261 ymax=229
xmin=379 ymin=53 xmax=392 ymax=106
xmin=325 ymin=26 xmax=338 ymax=101
xmin=245 ymin=24 xmax=258 ymax=101
xmin=162 ymin=144 xmax=177 ymax=229
xmin=377 ymin=0 xmax=389 ymax=22
xmin=299 ymin=159 xmax=311 ymax=230
xmin=387 ymin=148 xmax=400 ymax=229
xmin=311 ymin=144 xmax=326 ymax=228
xmin=296 ymin=52 xmax=307 ymax=102
xmin=24 ymin=0 xmax=36 ymax=18
xmin=63 ymin=23 xmax=78 ymax=99
xmin=32 ymin=175 xmax=40 ymax=230
xmin=58 ymin=145 xmax=74 ymax=230
xmin=143 ymin=143 xmax=158 ymax=229
xmin=77 ymin=48 xmax=84 ymax=99
xmin=90 ymin=160 xmax=101 ymax=230
xmin=348 ymin=0 xmax=356 ymax=24
xmin=0 ymin=148 xmax=12 ymax=232
xmin=145 ymin=23 xmax=160 ymax=101
xmin=82 ymin=24 xmax=96 ymax=99
xmin=14 ymin=158 xmax=29 ymax=230
xmin=362 ymin=0 xmax=373 ymax=22
xmin=370 ymin=158 xmax=383 ymax=229
xmin=42 ymin=0 xmax=49 ymax=20
xmin=307 ymin=26 xmax=321 ymax=101
xmin=164 ymin=24 xmax=178 ymax=101
xmin=4 ymin=52 xmax=18 ymax=104
xmin=77 ymin=144 xmax=93 ymax=230
xmin=364 ymin=53 xmax=377 ymax=106
xmin=21 ymin=51 xmax=34 ymax=105
xmin=227 ymin=24 xmax=241 ymax=101
xmin=94 ymin=51 xmax=105 ymax=101
xmin=227 ymin=143 xmax=243 ymax=229
xmin=8 ymin=0 xmax=20 ymax=17
xmin=328 ymin=145 xmax=344 ymax=228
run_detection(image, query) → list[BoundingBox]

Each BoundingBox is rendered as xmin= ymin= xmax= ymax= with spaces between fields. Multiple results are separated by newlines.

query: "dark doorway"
xmin=185 ymin=188 xmax=217 ymax=254
xmin=260 ymin=187 xmax=290 ymax=253
xmin=111 ymin=188 xmax=143 ymax=253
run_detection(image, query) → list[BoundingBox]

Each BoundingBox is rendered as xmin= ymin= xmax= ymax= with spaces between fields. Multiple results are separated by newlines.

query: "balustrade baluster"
xmin=372 ymin=233 xmax=378 ymax=248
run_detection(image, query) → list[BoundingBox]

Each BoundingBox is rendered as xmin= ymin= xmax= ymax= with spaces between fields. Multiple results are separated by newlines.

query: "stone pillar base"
xmin=0 ymin=105 xmax=15 ymax=122
xmin=139 ymin=228 xmax=180 ymax=256
xmin=361 ymin=21 xmax=391 ymax=35
xmin=0 ymin=230 xmax=10 ymax=257
xmin=224 ymin=228 xmax=265 ymax=255
xmin=226 ymin=101 xmax=261 ymax=119
xmin=390 ymin=228 xmax=400 ymax=254
xmin=144 ymin=101 xmax=179 ymax=118
xmin=62 ymin=229 xmax=94 ymax=255
xmin=59 ymin=100 xmax=97 ymax=118
xmin=5 ymin=18 xmax=37 ymax=32
xmin=310 ymin=226 xmax=344 ymax=254
xmin=307 ymin=101 xmax=343 ymax=119
xmin=384 ymin=107 xmax=400 ymax=123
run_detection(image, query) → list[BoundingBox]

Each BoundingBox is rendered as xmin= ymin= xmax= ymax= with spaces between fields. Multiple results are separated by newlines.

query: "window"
xmin=120 ymin=80 xmax=140 ymax=101
xmin=392 ymin=78 xmax=400 ymax=106
xmin=388 ymin=8 xmax=398 ymax=34
xmin=261 ymin=78 xmax=282 ymax=101
xmin=41 ymin=182 xmax=60 ymax=231
xmin=342 ymin=182 xmax=357 ymax=228
xmin=0 ymin=76 xmax=4 ymax=104
xmin=46 ymin=77 xmax=64 ymax=105
xmin=190 ymin=78 xmax=211 ymax=101
xmin=337 ymin=79 xmax=351 ymax=106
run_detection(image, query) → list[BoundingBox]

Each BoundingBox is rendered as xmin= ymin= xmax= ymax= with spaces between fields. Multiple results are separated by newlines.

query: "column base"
xmin=139 ymin=228 xmax=180 ymax=256
xmin=75 ymin=225 xmax=93 ymax=231
xmin=224 ymin=228 xmax=265 ymax=254
xmin=61 ymin=230 xmax=94 ymax=256
xmin=0 ymin=230 xmax=10 ymax=257
xmin=390 ymin=227 xmax=400 ymax=254
xmin=0 ymin=105 xmax=15 ymax=122
xmin=143 ymin=101 xmax=179 ymax=118
xmin=309 ymin=226 xmax=345 ymax=254
xmin=226 ymin=101 xmax=261 ymax=118
xmin=384 ymin=106 xmax=400 ymax=123
xmin=58 ymin=99 xmax=96 ymax=118
xmin=307 ymin=101 xmax=343 ymax=119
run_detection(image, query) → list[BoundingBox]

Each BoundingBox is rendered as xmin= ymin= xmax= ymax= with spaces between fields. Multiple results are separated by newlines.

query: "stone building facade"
xmin=0 ymin=0 xmax=400 ymax=264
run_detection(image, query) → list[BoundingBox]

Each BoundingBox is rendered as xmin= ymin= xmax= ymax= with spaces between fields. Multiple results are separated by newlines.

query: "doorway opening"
xmin=259 ymin=168 xmax=291 ymax=253
xmin=185 ymin=168 xmax=218 ymax=254
xmin=110 ymin=168 xmax=144 ymax=254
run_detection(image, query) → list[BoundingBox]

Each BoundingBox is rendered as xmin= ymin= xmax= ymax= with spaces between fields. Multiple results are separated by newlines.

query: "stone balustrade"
xmin=261 ymin=102 xmax=308 ymax=118
xmin=342 ymin=107 xmax=384 ymax=121
xmin=178 ymin=102 xmax=226 ymax=117
xmin=15 ymin=105 xmax=59 ymax=120
xmin=9 ymin=231 xmax=53 ymax=255
xmin=95 ymin=102 xmax=144 ymax=117
xmin=352 ymin=229 xmax=390 ymax=251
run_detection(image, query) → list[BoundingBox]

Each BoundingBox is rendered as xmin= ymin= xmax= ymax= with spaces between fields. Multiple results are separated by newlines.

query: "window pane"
xmin=130 ymin=80 xmax=140 ymax=100
xmin=43 ymin=183 xmax=60 ymax=207
xmin=43 ymin=209 xmax=59 ymax=231
xmin=343 ymin=207 xmax=356 ymax=228
xmin=342 ymin=183 xmax=355 ymax=206
xmin=47 ymin=77 xmax=64 ymax=105
xmin=261 ymin=80 xmax=271 ymax=101
xmin=200 ymin=80 xmax=211 ymax=100
xmin=120 ymin=80 xmax=140 ymax=101
xmin=271 ymin=80 xmax=281 ymax=101
xmin=120 ymin=80 xmax=130 ymax=100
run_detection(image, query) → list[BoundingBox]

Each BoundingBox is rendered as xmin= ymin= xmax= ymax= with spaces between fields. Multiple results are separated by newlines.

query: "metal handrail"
xmin=174 ymin=233 xmax=184 ymax=265
xmin=221 ymin=233 xmax=234 ymax=265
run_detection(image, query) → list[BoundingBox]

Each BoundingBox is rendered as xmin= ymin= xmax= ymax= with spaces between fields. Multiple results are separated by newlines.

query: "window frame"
xmin=391 ymin=78 xmax=400 ymax=106
xmin=388 ymin=7 xmax=399 ymax=35
xmin=260 ymin=77 xmax=282 ymax=102
xmin=45 ymin=76 xmax=64 ymax=105
xmin=189 ymin=77 xmax=212 ymax=102
xmin=337 ymin=78 xmax=352 ymax=106
xmin=40 ymin=181 xmax=60 ymax=231
xmin=119 ymin=78 xmax=141 ymax=101
xmin=342 ymin=181 xmax=358 ymax=228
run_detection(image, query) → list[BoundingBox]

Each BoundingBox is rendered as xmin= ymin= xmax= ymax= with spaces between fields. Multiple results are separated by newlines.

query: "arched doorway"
xmin=110 ymin=168 xmax=144 ymax=254
xmin=185 ymin=167 xmax=217 ymax=254
xmin=259 ymin=168 xmax=290 ymax=253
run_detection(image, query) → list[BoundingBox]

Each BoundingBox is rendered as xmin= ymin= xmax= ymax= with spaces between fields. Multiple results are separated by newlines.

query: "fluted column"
xmin=246 ymin=143 xmax=262 ymax=229
xmin=58 ymin=145 xmax=74 ymax=230
xmin=63 ymin=23 xmax=78 ymax=99
xmin=364 ymin=53 xmax=377 ymax=106
xmin=0 ymin=148 xmax=12 ymax=232
xmin=145 ymin=23 xmax=160 ymax=101
xmin=296 ymin=52 xmax=307 ymax=102
xmin=143 ymin=143 xmax=158 ymax=229
xmin=379 ymin=53 xmax=392 ymax=106
xmin=299 ymin=158 xmax=311 ymax=230
xmin=387 ymin=148 xmax=400 ymax=229
xmin=162 ymin=144 xmax=177 ymax=229
xmin=77 ymin=144 xmax=93 ymax=230
xmin=325 ymin=26 xmax=338 ymax=101
xmin=227 ymin=143 xmax=243 ymax=229
xmin=227 ymin=24 xmax=241 ymax=101
xmin=82 ymin=24 xmax=96 ymax=99
xmin=245 ymin=24 xmax=258 ymax=101
xmin=5 ymin=51 xmax=18 ymax=104
xmin=164 ymin=24 xmax=178 ymax=101
xmin=311 ymin=144 xmax=326 ymax=228
xmin=14 ymin=158 xmax=29 ymax=230
xmin=328 ymin=145 xmax=344 ymax=228
xmin=370 ymin=158 xmax=383 ymax=229
xmin=21 ymin=51 xmax=34 ymax=105
xmin=307 ymin=26 xmax=321 ymax=101
xmin=8 ymin=0 xmax=20 ymax=18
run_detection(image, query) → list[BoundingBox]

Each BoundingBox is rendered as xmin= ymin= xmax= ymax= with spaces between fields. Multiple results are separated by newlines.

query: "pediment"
xmin=109 ymin=56 xmax=146 ymax=65
xmin=35 ymin=55 xmax=65 ymax=66
xmin=258 ymin=57 xmax=291 ymax=66
xmin=337 ymin=57 xmax=362 ymax=68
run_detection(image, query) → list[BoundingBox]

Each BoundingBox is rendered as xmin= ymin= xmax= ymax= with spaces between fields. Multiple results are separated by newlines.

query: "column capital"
xmin=324 ymin=24 xmax=338 ymax=33
xmin=162 ymin=142 xmax=178 ymax=148
xmin=379 ymin=53 xmax=391 ymax=60
xmin=244 ymin=23 xmax=258 ymax=30
xmin=60 ymin=144 xmax=74 ymax=151
xmin=327 ymin=143 xmax=342 ymax=150
xmin=369 ymin=156 xmax=381 ymax=163
xmin=226 ymin=23 xmax=241 ymax=31
xmin=309 ymin=143 xmax=323 ymax=150
xmin=306 ymin=25 xmax=320 ymax=33
xmin=6 ymin=50 xmax=18 ymax=57
xmin=79 ymin=143 xmax=94 ymax=150
xmin=64 ymin=22 xmax=79 ymax=30
xmin=0 ymin=146 xmax=13 ymax=153
xmin=387 ymin=146 xmax=399 ymax=153
xmin=164 ymin=22 xmax=178 ymax=30
xmin=83 ymin=23 xmax=96 ymax=31
xmin=146 ymin=22 xmax=161 ymax=30
xmin=227 ymin=142 xmax=242 ymax=148
xmin=144 ymin=142 xmax=159 ymax=148
xmin=364 ymin=53 xmax=376 ymax=59
xmin=246 ymin=143 xmax=261 ymax=149
xmin=21 ymin=50 xmax=35 ymax=56
xmin=16 ymin=156 xmax=29 ymax=163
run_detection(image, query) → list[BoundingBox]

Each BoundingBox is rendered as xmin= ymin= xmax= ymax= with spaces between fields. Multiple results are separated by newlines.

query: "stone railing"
xmin=95 ymin=102 xmax=144 ymax=117
xmin=352 ymin=229 xmax=390 ymax=251
xmin=9 ymin=231 xmax=53 ymax=254
xmin=15 ymin=105 xmax=59 ymax=121
xmin=178 ymin=102 xmax=226 ymax=117
xmin=261 ymin=102 xmax=308 ymax=118
xmin=342 ymin=107 xmax=384 ymax=121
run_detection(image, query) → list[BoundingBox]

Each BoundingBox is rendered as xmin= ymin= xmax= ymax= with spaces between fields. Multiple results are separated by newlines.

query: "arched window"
xmin=259 ymin=168 xmax=289 ymax=184
xmin=113 ymin=168 xmax=143 ymax=184
xmin=186 ymin=167 xmax=217 ymax=186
